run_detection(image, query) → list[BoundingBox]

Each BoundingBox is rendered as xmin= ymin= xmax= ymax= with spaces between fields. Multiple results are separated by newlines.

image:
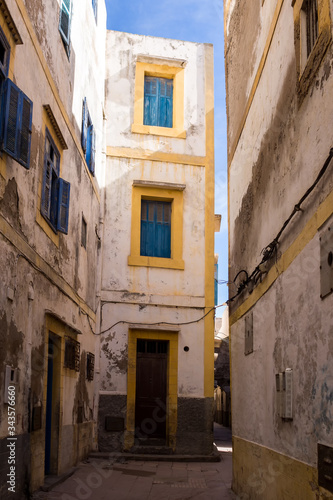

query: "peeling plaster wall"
xmin=226 ymin=0 xmax=333 ymax=494
xmin=99 ymin=303 xmax=205 ymax=396
xmin=0 ymin=0 xmax=106 ymax=495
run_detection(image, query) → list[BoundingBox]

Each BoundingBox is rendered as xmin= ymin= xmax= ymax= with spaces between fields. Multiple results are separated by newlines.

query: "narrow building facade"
xmin=0 ymin=1 xmax=216 ymax=497
xmin=98 ymin=30 xmax=215 ymax=456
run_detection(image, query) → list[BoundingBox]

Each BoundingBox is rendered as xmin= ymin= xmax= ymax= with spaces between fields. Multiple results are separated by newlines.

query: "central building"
xmin=97 ymin=31 xmax=215 ymax=455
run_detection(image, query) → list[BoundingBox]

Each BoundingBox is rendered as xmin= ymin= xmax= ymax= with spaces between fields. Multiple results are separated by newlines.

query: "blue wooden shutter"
xmin=2 ymin=79 xmax=33 ymax=169
xmin=57 ymin=178 xmax=70 ymax=234
xmin=92 ymin=0 xmax=98 ymax=21
xmin=86 ymin=124 xmax=93 ymax=171
xmin=141 ymin=200 xmax=171 ymax=258
xmin=59 ymin=0 xmax=71 ymax=46
xmin=141 ymin=200 xmax=156 ymax=256
xmin=3 ymin=79 xmax=19 ymax=158
xmin=144 ymin=77 xmax=158 ymax=126
xmin=155 ymin=202 xmax=171 ymax=258
xmin=158 ymin=78 xmax=173 ymax=128
xmin=90 ymin=127 xmax=96 ymax=175
xmin=81 ymin=97 xmax=88 ymax=153
xmin=18 ymin=93 xmax=33 ymax=168
xmin=41 ymin=156 xmax=52 ymax=220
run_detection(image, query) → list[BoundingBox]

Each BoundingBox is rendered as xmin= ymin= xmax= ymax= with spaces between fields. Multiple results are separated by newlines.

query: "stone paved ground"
xmin=33 ymin=424 xmax=236 ymax=500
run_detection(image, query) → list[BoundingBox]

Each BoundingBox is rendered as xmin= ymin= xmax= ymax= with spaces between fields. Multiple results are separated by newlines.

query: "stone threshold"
xmin=40 ymin=468 xmax=76 ymax=492
xmin=90 ymin=451 xmax=221 ymax=463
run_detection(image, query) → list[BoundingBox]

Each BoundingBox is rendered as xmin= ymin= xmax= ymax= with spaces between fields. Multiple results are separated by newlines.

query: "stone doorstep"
xmin=40 ymin=468 xmax=76 ymax=492
xmin=89 ymin=451 xmax=221 ymax=463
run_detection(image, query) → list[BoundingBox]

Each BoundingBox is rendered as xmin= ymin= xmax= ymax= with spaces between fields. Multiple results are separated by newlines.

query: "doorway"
xmin=135 ymin=339 xmax=168 ymax=444
xmin=45 ymin=333 xmax=61 ymax=475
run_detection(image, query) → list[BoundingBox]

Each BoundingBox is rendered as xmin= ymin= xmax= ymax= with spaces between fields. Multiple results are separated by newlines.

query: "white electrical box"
xmin=4 ymin=366 xmax=17 ymax=404
xmin=275 ymin=368 xmax=293 ymax=420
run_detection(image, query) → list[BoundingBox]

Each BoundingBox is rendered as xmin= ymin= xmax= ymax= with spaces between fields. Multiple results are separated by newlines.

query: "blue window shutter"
xmin=144 ymin=77 xmax=158 ymax=126
xmin=18 ymin=93 xmax=33 ymax=169
xmin=158 ymin=78 xmax=173 ymax=128
xmin=90 ymin=127 xmax=96 ymax=175
xmin=2 ymin=79 xmax=33 ymax=169
xmin=144 ymin=77 xmax=173 ymax=128
xmin=3 ymin=79 xmax=19 ymax=158
xmin=81 ymin=97 xmax=88 ymax=153
xmin=140 ymin=200 xmax=171 ymax=258
xmin=140 ymin=200 xmax=148 ymax=256
xmin=155 ymin=202 xmax=171 ymax=258
xmin=92 ymin=0 xmax=98 ymax=21
xmin=56 ymin=178 xmax=70 ymax=234
xmin=41 ymin=157 xmax=52 ymax=220
xmin=59 ymin=0 xmax=71 ymax=47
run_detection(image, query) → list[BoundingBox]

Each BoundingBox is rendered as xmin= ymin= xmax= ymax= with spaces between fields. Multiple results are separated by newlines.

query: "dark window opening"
xmin=81 ymin=215 xmax=87 ymax=248
xmin=303 ymin=0 xmax=319 ymax=57
xmin=64 ymin=336 xmax=80 ymax=371
xmin=137 ymin=339 xmax=168 ymax=355
xmin=86 ymin=352 xmax=95 ymax=381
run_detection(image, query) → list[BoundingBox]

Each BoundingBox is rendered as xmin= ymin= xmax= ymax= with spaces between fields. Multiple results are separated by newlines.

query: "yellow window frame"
xmin=128 ymin=184 xmax=185 ymax=270
xmin=293 ymin=0 xmax=332 ymax=102
xmin=132 ymin=61 xmax=186 ymax=139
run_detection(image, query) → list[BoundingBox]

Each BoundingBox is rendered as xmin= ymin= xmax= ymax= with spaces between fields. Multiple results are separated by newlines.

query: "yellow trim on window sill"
xmin=131 ymin=123 xmax=186 ymax=139
xmin=128 ymin=255 xmax=185 ymax=270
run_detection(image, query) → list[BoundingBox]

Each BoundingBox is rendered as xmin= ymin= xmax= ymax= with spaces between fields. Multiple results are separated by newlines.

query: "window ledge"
xmin=36 ymin=210 xmax=60 ymax=246
xmin=128 ymin=255 xmax=185 ymax=270
xmin=131 ymin=123 xmax=186 ymax=139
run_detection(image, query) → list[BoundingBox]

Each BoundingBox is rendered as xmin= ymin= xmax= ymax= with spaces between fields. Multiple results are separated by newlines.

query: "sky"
xmin=105 ymin=0 xmax=228 ymax=312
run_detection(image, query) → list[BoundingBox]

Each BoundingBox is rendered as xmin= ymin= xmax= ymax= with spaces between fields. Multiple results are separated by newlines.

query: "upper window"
xmin=92 ymin=0 xmax=98 ymax=22
xmin=132 ymin=61 xmax=186 ymax=139
xmin=1 ymin=79 xmax=33 ymax=169
xmin=41 ymin=129 xmax=70 ymax=234
xmin=59 ymin=0 xmax=72 ymax=57
xmin=144 ymin=77 xmax=173 ymax=128
xmin=293 ymin=0 xmax=331 ymax=102
xmin=140 ymin=200 xmax=171 ymax=258
xmin=302 ymin=0 xmax=318 ymax=58
xmin=81 ymin=98 xmax=95 ymax=175
xmin=0 ymin=26 xmax=10 ymax=80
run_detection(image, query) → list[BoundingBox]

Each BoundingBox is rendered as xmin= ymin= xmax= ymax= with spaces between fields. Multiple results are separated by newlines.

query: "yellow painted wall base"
xmin=232 ymin=436 xmax=332 ymax=500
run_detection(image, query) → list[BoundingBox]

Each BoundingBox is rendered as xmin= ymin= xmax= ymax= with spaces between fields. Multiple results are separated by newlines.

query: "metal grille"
xmin=64 ymin=336 xmax=80 ymax=371
xmin=86 ymin=352 xmax=95 ymax=381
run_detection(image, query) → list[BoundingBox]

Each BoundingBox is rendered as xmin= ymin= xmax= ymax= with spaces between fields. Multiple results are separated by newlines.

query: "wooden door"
xmin=135 ymin=340 xmax=168 ymax=442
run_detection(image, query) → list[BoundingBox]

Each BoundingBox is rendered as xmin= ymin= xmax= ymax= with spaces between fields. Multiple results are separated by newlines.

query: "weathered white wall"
xmin=226 ymin=0 xmax=333 ymax=477
xmin=0 ymin=0 xmax=106 ymax=493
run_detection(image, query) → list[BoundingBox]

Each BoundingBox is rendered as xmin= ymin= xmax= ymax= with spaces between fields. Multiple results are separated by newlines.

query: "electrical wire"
xmin=227 ymin=147 xmax=333 ymax=303
xmin=81 ymin=303 xmax=226 ymax=336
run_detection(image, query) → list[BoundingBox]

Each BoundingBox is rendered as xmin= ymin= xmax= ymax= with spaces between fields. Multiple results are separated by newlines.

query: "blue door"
xmin=45 ymin=338 xmax=54 ymax=474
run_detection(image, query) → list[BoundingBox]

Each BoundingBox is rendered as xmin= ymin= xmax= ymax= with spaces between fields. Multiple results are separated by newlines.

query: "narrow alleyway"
xmin=32 ymin=424 xmax=235 ymax=500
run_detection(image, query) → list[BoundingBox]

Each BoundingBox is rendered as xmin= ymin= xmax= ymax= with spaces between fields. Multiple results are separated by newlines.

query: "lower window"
xmin=140 ymin=200 xmax=171 ymax=258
